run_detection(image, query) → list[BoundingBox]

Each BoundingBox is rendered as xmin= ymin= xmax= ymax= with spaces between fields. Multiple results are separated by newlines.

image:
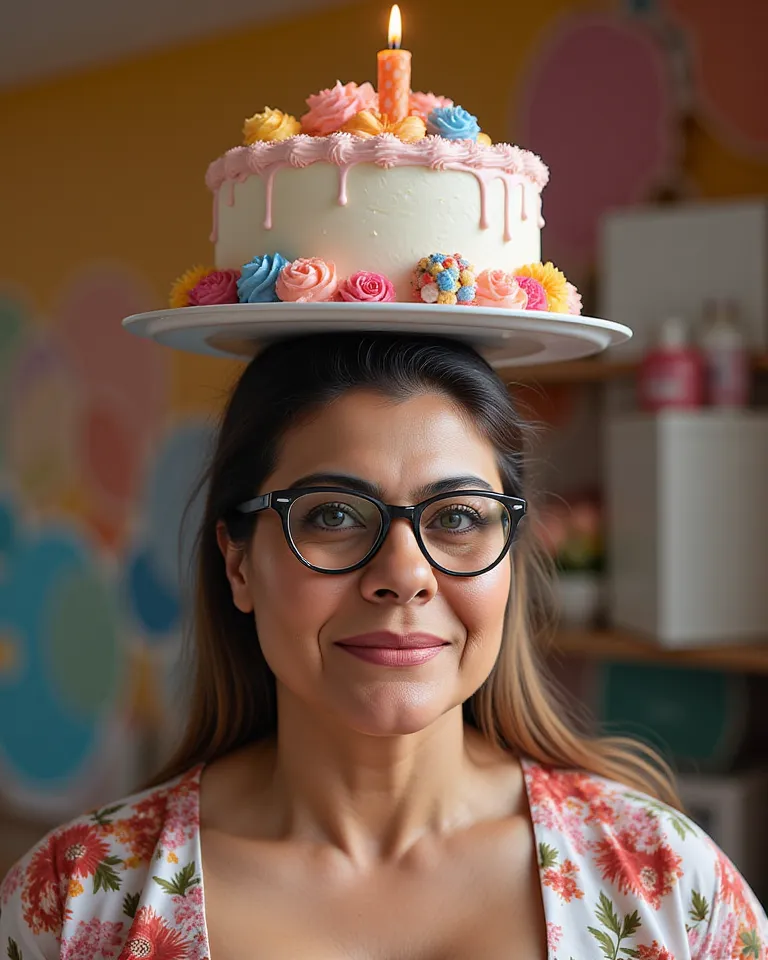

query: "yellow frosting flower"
xmin=169 ymin=265 xmax=213 ymax=308
xmin=515 ymin=261 xmax=569 ymax=313
xmin=243 ymin=107 xmax=301 ymax=144
xmin=341 ymin=110 xmax=426 ymax=143
xmin=477 ymin=132 xmax=492 ymax=146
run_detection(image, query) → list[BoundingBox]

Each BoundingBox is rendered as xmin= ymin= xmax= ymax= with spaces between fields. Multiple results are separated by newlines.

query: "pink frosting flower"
xmin=301 ymin=81 xmax=378 ymax=136
xmin=475 ymin=269 xmax=528 ymax=309
xmin=515 ymin=275 xmax=548 ymax=311
xmin=409 ymin=91 xmax=454 ymax=122
xmin=565 ymin=281 xmax=583 ymax=316
xmin=276 ymin=257 xmax=338 ymax=302
xmin=188 ymin=269 xmax=240 ymax=306
xmin=337 ymin=271 xmax=395 ymax=303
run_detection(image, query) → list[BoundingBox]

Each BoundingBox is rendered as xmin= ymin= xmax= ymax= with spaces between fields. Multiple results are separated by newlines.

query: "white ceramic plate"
xmin=122 ymin=302 xmax=632 ymax=367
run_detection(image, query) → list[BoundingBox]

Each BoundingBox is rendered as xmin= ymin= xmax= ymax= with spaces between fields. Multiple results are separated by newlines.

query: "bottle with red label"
xmin=638 ymin=315 xmax=705 ymax=412
xmin=699 ymin=299 xmax=750 ymax=408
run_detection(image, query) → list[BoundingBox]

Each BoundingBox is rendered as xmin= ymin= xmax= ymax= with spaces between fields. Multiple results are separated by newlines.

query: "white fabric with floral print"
xmin=1 ymin=759 xmax=766 ymax=959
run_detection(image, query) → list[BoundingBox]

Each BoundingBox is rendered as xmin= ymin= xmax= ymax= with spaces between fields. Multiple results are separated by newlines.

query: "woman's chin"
xmin=332 ymin=687 xmax=459 ymax=738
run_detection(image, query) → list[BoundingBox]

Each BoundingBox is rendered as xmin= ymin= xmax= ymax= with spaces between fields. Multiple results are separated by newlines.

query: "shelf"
xmin=501 ymin=358 xmax=637 ymax=384
xmin=500 ymin=354 xmax=768 ymax=386
xmin=550 ymin=627 xmax=768 ymax=674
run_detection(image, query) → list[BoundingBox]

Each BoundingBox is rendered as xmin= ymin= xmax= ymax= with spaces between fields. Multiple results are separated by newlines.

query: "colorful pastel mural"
xmin=0 ymin=268 xmax=219 ymax=819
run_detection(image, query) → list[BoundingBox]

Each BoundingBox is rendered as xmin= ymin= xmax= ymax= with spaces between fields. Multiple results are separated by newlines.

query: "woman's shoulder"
xmin=0 ymin=764 xmax=204 ymax=960
xmin=521 ymin=757 xmax=768 ymax=959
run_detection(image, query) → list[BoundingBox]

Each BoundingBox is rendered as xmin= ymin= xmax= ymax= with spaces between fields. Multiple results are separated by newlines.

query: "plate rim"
xmin=122 ymin=302 xmax=633 ymax=366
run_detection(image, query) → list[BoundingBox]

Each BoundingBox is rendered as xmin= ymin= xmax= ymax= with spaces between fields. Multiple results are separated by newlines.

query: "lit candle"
xmin=377 ymin=5 xmax=411 ymax=124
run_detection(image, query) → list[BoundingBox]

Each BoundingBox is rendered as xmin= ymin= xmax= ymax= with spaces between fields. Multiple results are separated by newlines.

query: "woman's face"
xmin=221 ymin=389 xmax=512 ymax=737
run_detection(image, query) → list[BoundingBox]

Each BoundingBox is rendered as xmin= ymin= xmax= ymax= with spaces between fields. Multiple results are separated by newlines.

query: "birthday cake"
xmin=170 ymin=16 xmax=581 ymax=315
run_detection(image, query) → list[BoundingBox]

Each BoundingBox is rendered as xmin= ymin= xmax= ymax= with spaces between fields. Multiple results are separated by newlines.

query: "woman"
xmin=1 ymin=333 xmax=765 ymax=960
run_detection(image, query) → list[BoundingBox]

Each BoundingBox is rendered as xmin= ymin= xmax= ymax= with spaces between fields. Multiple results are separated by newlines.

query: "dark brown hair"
xmin=153 ymin=332 xmax=680 ymax=807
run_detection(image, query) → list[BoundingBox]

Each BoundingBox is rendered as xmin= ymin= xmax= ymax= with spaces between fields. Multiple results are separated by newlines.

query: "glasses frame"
xmin=235 ymin=486 xmax=527 ymax=577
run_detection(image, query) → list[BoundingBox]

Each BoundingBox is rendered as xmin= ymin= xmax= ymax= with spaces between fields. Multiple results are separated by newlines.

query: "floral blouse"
xmin=1 ymin=758 xmax=766 ymax=960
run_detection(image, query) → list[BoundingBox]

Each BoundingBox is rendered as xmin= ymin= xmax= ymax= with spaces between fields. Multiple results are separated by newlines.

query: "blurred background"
xmin=1 ymin=0 xmax=767 ymax=903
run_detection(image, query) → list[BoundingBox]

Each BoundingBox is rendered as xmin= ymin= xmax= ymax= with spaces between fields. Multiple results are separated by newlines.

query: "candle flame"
xmin=388 ymin=4 xmax=402 ymax=49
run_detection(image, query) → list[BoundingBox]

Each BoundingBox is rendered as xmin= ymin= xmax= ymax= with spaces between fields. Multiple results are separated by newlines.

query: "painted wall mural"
xmin=517 ymin=11 xmax=678 ymax=279
xmin=0 ymin=265 xmax=217 ymax=822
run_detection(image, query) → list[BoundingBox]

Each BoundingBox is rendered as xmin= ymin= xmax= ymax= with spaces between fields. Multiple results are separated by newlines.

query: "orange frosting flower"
xmin=515 ymin=261 xmax=570 ymax=313
xmin=169 ymin=265 xmax=214 ymax=308
xmin=341 ymin=110 xmax=426 ymax=143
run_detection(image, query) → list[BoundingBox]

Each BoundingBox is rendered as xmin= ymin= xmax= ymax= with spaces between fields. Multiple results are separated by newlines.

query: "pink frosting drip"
xmin=206 ymin=134 xmax=549 ymax=192
xmin=206 ymin=134 xmax=549 ymax=238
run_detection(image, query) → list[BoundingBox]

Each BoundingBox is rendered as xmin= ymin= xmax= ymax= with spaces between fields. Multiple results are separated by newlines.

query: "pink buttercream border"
xmin=205 ymin=133 xmax=549 ymax=193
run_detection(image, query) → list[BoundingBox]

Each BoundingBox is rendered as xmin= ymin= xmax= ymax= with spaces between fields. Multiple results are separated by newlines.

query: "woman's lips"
xmin=336 ymin=645 xmax=446 ymax=666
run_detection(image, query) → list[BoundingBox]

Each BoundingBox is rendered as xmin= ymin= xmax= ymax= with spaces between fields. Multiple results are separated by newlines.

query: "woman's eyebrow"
xmin=287 ymin=473 xmax=496 ymax=500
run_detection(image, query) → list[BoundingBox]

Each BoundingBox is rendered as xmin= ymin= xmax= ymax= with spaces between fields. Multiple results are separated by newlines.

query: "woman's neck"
xmin=255 ymin=696 xmax=523 ymax=868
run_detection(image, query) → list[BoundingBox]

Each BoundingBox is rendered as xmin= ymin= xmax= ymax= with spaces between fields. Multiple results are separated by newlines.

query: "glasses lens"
xmin=419 ymin=494 xmax=514 ymax=574
xmin=287 ymin=492 xmax=383 ymax=570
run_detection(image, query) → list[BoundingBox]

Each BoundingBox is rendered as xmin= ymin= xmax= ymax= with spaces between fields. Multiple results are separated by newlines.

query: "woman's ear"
xmin=216 ymin=520 xmax=255 ymax=614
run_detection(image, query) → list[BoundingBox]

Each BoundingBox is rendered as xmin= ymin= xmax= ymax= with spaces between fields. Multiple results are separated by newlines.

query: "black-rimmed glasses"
xmin=235 ymin=487 xmax=527 ymax=577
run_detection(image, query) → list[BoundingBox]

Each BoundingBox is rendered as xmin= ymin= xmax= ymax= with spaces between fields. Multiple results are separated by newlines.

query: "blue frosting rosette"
xmin=237 ymin=253 xmax=290 ymax=303
xmin=426 ymin=106 xmax=481 ymax=142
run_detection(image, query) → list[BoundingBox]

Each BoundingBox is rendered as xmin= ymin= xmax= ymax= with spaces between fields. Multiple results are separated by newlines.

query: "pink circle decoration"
xmin=80 ymin=392 xmax=141 ymax=508
xmin=666 ymin=0 xmax=768 ymax=153
xmin=53 ymin=264 xmax=169 ymax=432
xmin=517 ymin=14 xmax=676 ymax=270
xmin=7 ymin=339 xmax=80 ymax=512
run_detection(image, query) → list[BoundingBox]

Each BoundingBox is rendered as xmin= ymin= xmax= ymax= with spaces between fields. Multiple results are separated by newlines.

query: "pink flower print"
xmin=546 ymin=922 xmax=563 ymax=948
xmin=0 ymin=861 xmax=23 ymax=905
xmin=61 ymin=918 xmax=125 ymax=960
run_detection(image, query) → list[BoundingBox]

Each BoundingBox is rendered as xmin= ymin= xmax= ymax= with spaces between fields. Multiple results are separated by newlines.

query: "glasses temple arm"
xmin=236 ymin=493 xmax=271 ymax=515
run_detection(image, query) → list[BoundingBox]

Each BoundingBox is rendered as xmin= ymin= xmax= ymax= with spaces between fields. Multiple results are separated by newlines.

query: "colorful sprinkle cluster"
xmin=413 ymin=253 xmax=477 ymax=305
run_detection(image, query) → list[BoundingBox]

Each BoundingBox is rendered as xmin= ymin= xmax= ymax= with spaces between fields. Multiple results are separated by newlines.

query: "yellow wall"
xmin=1 ymin=0 xmax=766 ymax=342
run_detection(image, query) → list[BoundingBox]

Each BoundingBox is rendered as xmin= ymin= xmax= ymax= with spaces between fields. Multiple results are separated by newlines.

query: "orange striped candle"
xmin=377 ymin=5 xmax=411 ymax=124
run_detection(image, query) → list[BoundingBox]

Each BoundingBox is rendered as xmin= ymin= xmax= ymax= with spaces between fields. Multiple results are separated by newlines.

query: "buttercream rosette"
xmin=276 ymin=257 xmax=339 ymax=302
xmin=337 ymin=271 xmax=395 ymax=302
xmin=170 ymin=265 xmax=215 ymax=308
xmin=515 ymin=262 xmax=569 ymax=313
xmin=243 ymin=108 xmax=301 ymax=144
xmin=409 ymin=92 xmax=453 ymax=122
xmin=426 ymin=106 xmax=481 ymax=142
xmin=189 ymin=269 xmax=240 ymax=305
xmin=475 ymin=270 xmax=528 ymax=310
xmin=301 ymin=81 xmax=378 ymax=137
xmin=238 ymin=253 xmax=290 ymax=303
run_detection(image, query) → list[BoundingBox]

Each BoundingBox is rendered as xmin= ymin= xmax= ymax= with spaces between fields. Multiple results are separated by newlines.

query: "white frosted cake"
xmin=170 ymin=82 xmax=581 ymax=316
xmin=207 ymin=135 xmax=546 ymax=303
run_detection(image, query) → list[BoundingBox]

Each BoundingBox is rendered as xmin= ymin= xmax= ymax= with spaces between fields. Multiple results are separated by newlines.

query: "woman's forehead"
xmin=269 ymin=390 xmax=502 ymax=493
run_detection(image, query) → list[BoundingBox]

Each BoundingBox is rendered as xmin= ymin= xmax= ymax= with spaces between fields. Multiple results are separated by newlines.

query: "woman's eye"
xmin=308 ymin=503 xmax=362 ymax=528
xmin=440 ymin=511 xmax=466 ymax=529
xmin=430 ymin=507 xmax=481 ymax=531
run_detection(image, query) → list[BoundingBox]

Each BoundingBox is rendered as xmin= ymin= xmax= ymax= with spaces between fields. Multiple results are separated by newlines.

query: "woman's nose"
xmin=358 ymin=517 xmax=438 ymax=604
